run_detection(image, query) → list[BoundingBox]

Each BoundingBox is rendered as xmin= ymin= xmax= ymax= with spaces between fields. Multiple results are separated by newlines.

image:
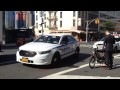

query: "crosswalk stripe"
xmin=41 ymin=75 xmax=120 ymax=79
xmin=39 ymin=64 xmax=89 ymax=79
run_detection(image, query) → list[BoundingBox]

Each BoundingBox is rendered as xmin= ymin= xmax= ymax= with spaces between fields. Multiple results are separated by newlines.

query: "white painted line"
xmin=39 ymin=64 xmax=89 ymax=79
xmin=113 ymin=54 xmax=120 ymax=59
xmin=39 ymin=53 xmax=120 ymax=79
xmin=41 ymin=75 xmax=120 ymax=79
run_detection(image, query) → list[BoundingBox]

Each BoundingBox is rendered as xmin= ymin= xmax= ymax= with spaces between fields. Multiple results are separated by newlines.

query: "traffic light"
xmin=95 ymin=18 xmax=100 ymax=24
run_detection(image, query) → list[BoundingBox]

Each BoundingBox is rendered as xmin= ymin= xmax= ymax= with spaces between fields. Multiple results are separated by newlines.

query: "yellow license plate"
xmin=22 ymin=58 xmax=28 ymax=62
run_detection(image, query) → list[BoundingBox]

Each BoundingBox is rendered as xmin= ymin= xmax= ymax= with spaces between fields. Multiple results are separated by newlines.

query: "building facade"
xmin=5 ymin=11 xmax=15 ymax=29
xmin=34 ymin=11 xmax=120 ymax=40
xmin=99 ymin=11 xmax=120 ymax=31
xmin=34 ymin=11 xmax=98 ymax=36
xmin=5 ymin=11 xmax=34 ymax=29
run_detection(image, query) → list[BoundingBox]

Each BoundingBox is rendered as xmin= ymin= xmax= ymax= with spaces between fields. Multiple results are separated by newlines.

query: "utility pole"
xmin=86 ymin=18 xmax=99 ymax=42
xmin=86 ymin=21 xmax=89 ymax=42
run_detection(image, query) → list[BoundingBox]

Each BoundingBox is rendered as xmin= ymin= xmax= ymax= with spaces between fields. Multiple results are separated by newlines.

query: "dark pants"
xmin=105 ymin=51 xmax=113 ymax=68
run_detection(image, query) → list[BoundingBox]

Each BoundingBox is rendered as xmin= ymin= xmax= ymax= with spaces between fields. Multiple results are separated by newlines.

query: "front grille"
xmin=19 ymin=50 xmax=37 ymax=57
xmin=97 ymin=44 xmax=103 ymax=45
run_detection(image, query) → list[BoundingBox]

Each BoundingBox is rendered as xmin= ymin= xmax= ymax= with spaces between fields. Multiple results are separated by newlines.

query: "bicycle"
xmin=89 ymin=48 xmax=106 ymax=69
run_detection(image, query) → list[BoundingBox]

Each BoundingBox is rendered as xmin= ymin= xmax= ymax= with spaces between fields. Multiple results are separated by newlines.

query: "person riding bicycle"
xmin=103 ymin=30 xmax=115 ymax=70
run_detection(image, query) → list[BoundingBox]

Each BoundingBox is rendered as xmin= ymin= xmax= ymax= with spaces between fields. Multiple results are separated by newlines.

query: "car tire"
xmin=114 ymin=46 xmax=117 ymax=52
xmin=51 ymin=53 xmax=60 ymax=67
xmin=74 ymin=47 xmax=80 ymax=57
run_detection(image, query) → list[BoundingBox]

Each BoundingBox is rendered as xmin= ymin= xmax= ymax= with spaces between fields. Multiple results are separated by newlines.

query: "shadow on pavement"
xmin=0 ymin=54 xmax=17 ymax=66
xmin=24 ymin=53 xmax=91 ymax=69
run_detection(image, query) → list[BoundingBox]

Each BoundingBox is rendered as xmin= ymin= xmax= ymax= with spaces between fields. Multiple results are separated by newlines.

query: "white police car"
xmin=16 ymin=34 xmax=80 ymax=66
xmin=93 ymin=36 xmax=120 ymax=52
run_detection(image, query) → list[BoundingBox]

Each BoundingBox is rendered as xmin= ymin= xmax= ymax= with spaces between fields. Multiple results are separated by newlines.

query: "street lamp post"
xmin=86 ymin=21 xmax=89 ymax=42
xmin=86 ymin=18 xmax=97 ymax=42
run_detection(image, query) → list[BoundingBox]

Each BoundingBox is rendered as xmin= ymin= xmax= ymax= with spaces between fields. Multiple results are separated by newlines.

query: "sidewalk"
xmin=1 ymin=43 xmax=18 ymax=50
xmin=2 ymin=43 xmax=17 ymax=47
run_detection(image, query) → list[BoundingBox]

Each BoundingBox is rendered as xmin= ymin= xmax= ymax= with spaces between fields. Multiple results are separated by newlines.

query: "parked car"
xmin=93 ymin=36 xmax=120 ymax=52
xmin=16 ymin=34 xmax=80 ymax=66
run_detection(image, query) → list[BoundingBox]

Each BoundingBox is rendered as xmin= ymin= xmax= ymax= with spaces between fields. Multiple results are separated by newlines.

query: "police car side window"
xmin=68 ymin=36 xmax=76 ymax=43
xmin=61 ymin=36 xmax=68 ymax=44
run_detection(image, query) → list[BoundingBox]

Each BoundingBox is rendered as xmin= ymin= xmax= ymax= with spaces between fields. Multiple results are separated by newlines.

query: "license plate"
xmin=22 ymin=58 xmax=28 ymax=62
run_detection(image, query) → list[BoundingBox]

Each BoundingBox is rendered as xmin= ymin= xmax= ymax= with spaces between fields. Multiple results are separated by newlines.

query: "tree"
xmin=102 ymin=21 xmax=115 ymax=31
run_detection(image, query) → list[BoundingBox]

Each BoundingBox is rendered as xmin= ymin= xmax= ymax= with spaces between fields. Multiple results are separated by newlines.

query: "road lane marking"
xmin=41 ymin=75 xmax=120 ymax=79
xmin=39 ymin=63 xmax=120 ymax=79
xmin=39 ymin=64 xmax=89 ymax=79
xmin=113 ymin=54 xmax=120 ymax=59
xmin=39 ymin=53 xmax=120 ymax=79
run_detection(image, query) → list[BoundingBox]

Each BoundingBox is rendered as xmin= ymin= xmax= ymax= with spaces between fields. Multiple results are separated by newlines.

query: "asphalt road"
xmin=0 ymin=44 xmax=120 ymax=79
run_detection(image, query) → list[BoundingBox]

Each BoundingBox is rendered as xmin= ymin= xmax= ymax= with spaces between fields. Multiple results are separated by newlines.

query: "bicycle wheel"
xmin=89 ymin=56 xmax=96 ymax=69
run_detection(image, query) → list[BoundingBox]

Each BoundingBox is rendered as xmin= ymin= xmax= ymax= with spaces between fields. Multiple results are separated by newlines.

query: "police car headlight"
xmin=38 ymin=50 xmax=51 ymax=54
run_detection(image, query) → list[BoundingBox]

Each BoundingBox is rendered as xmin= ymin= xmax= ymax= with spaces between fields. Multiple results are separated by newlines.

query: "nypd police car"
xmin=16 ymin=34 xmax=80 ymax=66
xmin=93 ymin=36 xmax=120 ymax=52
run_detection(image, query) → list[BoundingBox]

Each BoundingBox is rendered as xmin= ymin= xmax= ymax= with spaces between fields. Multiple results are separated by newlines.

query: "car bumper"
xmin=16 ymin=51 xmax=53 ymax=65
xmin=93 ymin=45 xmax=104 ymax=51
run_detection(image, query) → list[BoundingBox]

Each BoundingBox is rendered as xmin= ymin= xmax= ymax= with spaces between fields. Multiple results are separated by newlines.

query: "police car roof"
xmin=42 ymin=34 xmax=71 ymax=37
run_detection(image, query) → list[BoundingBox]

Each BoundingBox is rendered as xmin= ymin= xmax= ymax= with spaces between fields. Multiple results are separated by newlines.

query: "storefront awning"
xmin=70 ymin=30 xmax=85 ymax=33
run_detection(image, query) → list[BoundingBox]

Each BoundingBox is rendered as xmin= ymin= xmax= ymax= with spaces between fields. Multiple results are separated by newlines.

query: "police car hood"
xmin=94 ymin=41 xmax=104 ymax=45
xmin=19 ymin=42 xmax=60 ymax=51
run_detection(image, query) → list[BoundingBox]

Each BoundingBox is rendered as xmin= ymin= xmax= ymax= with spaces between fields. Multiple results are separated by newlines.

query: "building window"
xmin=39 ymin=30 xmax=41 ymax=33
xmin=44 ymin=14 xmax=46 ymax=20
xmin=78 ymin=11 xmax=80 ymax=18
xmin=54 ymin=21 xmax=56 ymax=25
xmin=73 ymin=11 xmax=76 ymax=17
xmin=54 ymin=12 xmax=56 ymax=16
xmin=60 ymin=21 xmax=62 ymax=27
xmin=60 ymin=12 xmax=62 ymax=18
xmin=36 ymin=15 xmax=38 ymax=21
xmin=73 ymin=20 xmax=75 ymax=26
xmin=44 ymin=22 xmax=46 ymax=28
xmin=36 ymin=11 xmax=37 ymax=13
xmin=36 ymin=23 xmax=38 ymax=28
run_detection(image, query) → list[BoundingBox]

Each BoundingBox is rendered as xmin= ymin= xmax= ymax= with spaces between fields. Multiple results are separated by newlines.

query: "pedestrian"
xmin=103 ymin=30 xmax=115 ymax=70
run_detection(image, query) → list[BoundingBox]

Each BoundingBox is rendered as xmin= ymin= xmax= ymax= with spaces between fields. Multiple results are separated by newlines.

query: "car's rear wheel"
xmin=114 ymin=46 xmax=117 ymax=52
xmin=74 ymin=47 xmax=80 ymax=57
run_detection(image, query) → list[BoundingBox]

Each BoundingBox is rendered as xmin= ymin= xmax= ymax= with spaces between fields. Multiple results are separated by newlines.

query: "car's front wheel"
xmin=51 ymin=53 xmax=60 ymax=67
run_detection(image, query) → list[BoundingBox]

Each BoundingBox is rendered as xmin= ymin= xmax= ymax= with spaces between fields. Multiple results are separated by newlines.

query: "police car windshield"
xmin=34 ymin=35 xmax=61 ymax=44
xmin=100 ymin=38 xmax=104 ymax=41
